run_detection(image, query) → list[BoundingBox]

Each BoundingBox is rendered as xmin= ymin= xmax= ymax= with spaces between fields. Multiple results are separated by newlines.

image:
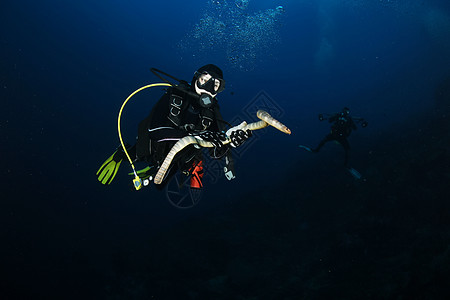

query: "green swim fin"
xmin=96 ymin=150 xmax=124 ymax=185
xmin=128 ymin=166 xmax=156 ymax=180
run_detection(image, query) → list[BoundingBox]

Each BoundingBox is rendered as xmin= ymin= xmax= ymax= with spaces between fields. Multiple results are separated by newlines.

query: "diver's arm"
xmin=328 ymin=114 xmax=338 ymax=123
xmin=352 ymin=117 xmax=368 ymax=128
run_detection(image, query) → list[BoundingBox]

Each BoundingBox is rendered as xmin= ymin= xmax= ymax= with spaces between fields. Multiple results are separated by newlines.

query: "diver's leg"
xmin=136 ymin=116 xmax=152 ymax=161
xmin=339 ymin=138 xmax=350 ymax=166
xmin=313 ymin=134 xmax=333 ymax=152
xmin=125 ymin=144 xmax=137 ymax=160
xmin=153 ymin=146 xmax=199 ymax=190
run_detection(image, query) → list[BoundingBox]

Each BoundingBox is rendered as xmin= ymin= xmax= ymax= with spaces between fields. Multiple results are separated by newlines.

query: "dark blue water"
xmin=2 ymin=0 xmax=450 ymax=298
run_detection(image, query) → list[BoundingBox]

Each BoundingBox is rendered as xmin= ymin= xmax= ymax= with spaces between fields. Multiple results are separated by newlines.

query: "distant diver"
xmin=235 ymin=0 xmax=249 ymax=10
xmin=299 ymin=107 xmax=367 ymax=178
xmin=275 ymin=6 xmax=285 ymax=13
xmin=97 ymin=64 xmax=291 ymax=191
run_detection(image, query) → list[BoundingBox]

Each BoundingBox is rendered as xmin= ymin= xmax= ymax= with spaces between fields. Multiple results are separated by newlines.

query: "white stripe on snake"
xmin=154 ymin=110 xmax=291 ymax=184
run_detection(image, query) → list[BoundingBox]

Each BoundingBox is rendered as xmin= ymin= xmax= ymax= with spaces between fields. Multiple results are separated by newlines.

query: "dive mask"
xmin=194 ymin=71 xmax=225 ymax=95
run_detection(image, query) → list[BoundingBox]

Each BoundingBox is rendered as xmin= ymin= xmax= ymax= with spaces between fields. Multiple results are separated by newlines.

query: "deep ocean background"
xmin=1 ymin=0 xmax=450 ymax=299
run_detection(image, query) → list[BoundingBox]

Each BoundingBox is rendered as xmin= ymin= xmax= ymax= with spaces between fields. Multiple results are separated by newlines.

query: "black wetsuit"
xmin=313 ymin=113 xmax=357 ymax=166
xmin=129 ymin=87 xmax=231 ymax=187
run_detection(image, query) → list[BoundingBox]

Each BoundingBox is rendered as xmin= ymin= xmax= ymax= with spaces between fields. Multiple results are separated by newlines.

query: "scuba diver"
xmin=299 ymin=107 xmax=368 ymax=168
xmin=96 ymin=64 xmax=252 ymax=190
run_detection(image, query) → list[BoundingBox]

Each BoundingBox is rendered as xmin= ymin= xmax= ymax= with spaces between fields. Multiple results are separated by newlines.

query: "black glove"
xmin=229 ymin=129 xmax=252 ymax=148
xmin=361 ymin=120 xmax=368 ymax=128
xmin=198 ymin=131 xmax=227 ymax=149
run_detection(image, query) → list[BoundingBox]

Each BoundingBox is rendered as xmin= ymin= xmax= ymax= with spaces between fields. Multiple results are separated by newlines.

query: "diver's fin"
xmin=299 ymin=145 xmax=313 ymax=152
xmin=96 ymin=150 xmax=123 ymax=185
xmin=128 ymin=166 xmax=156 ymax=180
xmin=347 ymin=167 xmax=362 ymax=180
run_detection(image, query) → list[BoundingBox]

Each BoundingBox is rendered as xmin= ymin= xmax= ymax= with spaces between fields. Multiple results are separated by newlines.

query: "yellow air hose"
xmin=117 ymin=83 xmax=172 ymax=190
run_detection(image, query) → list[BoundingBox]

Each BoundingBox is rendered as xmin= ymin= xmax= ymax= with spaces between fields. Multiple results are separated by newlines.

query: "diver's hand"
xmin=229 ymin=129 xmax=252 ymax=148
xmin=225 ymin=122 xmax=252 ymax=148
xmin=196 ymin=131 xmax=227 ymax=149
